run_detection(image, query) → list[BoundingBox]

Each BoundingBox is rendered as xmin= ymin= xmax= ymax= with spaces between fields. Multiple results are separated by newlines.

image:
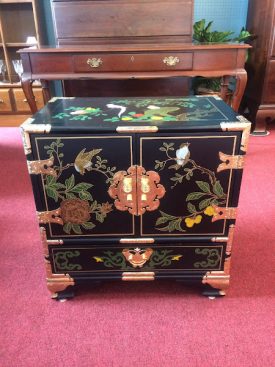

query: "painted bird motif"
xmin=74 ymin=148 xmax=102 ymax=175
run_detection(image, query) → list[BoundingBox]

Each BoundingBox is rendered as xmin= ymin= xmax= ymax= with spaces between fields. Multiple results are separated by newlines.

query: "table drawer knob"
xmin=163 ymin=56 xmax=180 ymax=66
xmin=87 ymin=58 xmax=103 ymax=68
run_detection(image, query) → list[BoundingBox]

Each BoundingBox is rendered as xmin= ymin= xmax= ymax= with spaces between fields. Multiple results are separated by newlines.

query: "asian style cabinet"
xmin=21 ymin=96 xmax=251 ymax=300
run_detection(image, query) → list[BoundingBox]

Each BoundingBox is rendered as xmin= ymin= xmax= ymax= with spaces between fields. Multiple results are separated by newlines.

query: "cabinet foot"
xmin=202 ymin=286 xmax=226 ymax=298
xmin=51 ymin=288 xmax=75 ymax=301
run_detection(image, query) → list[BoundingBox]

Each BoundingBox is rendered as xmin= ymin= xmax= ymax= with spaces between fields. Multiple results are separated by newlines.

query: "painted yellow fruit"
xmin=185 ymin=218 xmax=195 ymax=228
xmin=194 ymin=215 xmax=202 ymax=224
xmin=151 ymin=116 xmax=163 ymax=120
xmin=204 ymin=206 xmax=215 ymax=216
xmin=121 ymin=117 xmax=133 ymax=121
xmin=86 ymin=107 xmax=96 ymax=111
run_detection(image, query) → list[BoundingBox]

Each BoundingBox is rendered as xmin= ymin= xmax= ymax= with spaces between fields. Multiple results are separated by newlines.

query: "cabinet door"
xmin=30 ymin=134 xmax=135 ymax=238
xmin=138 ymin=132 xmax=242 ymax=237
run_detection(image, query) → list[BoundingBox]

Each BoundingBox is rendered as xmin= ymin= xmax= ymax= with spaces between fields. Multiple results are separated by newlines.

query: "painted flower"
xmin=100 ymin=202 xmax=113 ymax=215
xmin=204 ymin=206 xmax=215 ymax=216
xmin=176 ymin=144 xmax=190 ymax=166
xmin=60 ymin=199 xmax=90 ymax=224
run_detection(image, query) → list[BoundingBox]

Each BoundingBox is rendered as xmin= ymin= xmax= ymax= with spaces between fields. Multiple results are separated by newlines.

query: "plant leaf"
xmin=199 ymin=198 xmax=213 ymax=210
xmin=46 ymin=187 xmax=58 ymax=202
xmin=213 ymin=180 xmax=224 ymax=197
xmin=79 ymin=191 xmax=93 ymax=201
xmin=187 ymin=202 xmax=197 ymax=214
xmin=63 ymin=222 xmax=72 ymax=234
xmin=186 ymin=192 xmax=207 ymax=201
xmin=72 ymin=182 xmax=93 ymax=193
xmin=65 ymin=174 xmax=75 ymax=190
xmin=82 ymin=221 xmax=96 ymax=230
xmin=196 ymin=181 xmax=211 ymax=193
xmin=71 ymin=224 xmax=82 ymax=234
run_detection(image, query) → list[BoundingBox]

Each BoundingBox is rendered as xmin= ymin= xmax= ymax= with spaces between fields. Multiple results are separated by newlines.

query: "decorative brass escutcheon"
xmin=87 ymin=58 xmax=103 ymax=68
xmin=108 ymin=165 xmax=165 ymax=216
xmin=163 ymin=56 xmax=180 ymax=66
xmin=122 ymin=248 xmax=153 ymax=268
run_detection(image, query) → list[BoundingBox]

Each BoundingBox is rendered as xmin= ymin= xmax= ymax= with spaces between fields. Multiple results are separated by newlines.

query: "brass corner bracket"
xmin=220 ymin=121 xmax=251 ymax=152
xmin=202 ymin=257 xmax=231 ymax=296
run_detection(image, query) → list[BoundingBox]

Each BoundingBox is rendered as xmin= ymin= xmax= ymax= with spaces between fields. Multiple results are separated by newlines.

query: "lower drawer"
xmin=48 ymin=244 xmax=225 ymax=274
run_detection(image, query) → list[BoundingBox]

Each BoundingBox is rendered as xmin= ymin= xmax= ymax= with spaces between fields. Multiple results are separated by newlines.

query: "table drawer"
xmin=48 ymin=243 xmax=225 ymax=275
xmin=0 ymin=89 xmax=12 ymax=112
xmin=73 ymin=52 xmax=193 ymax=72
xmin=14 ymin=88 xmax=44 ymax=112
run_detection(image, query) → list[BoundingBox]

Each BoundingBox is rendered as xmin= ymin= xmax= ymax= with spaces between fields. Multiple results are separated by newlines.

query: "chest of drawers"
xmin=21 ymin=96 xmax=251 ymax=300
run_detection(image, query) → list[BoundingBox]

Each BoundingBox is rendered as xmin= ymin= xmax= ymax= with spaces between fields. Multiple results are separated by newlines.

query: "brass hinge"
xmin=212 ymin=206 xmax=237 ymax=222
xmin=116 ymin=126 xmax=158 ymax=133
xmin=211 ymin=236 xmax=229 ymax=243
xmin=37 ymin=209 xmax=63 ymax=225
xmin=217 ymin=152 xmax=245 ymax=172
xmin=27 ymin=157 xmax=57 ymax=176
xmin=122 ymin=272 xmax=155 ymax=281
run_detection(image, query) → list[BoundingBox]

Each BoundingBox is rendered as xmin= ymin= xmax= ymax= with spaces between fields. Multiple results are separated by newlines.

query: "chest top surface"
xmin=28 ymin=96 xmax=240 ymax=132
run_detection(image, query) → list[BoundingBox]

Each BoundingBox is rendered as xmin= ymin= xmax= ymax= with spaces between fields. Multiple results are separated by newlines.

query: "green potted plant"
xmin=192 ymin=19 xmax=253 ymax=97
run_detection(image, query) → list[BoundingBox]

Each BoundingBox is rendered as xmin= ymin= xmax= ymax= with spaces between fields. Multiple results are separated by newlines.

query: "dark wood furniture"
xmin=19 ymin=43 xmax=250 ymax=114
xmin=0 ymin=0 xmax=44 ymax=124
xmin=244 ymin=0 xmax=275 ymax=135
xmin=21 ymin=95 xmax=251 ymax=300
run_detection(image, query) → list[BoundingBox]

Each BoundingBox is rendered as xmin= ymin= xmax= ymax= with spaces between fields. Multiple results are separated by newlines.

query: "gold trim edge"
xmin=116 ymin=126 xmax=158 ymax=133
xmin=120 ymin=238 xmax=155 ymax=244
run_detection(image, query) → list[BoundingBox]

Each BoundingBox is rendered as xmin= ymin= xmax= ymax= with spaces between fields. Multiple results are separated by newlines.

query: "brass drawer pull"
xmin=24 ymin=98 xmax=37 ymax=103
xmin=163 ymin=56 xmax=180 ymax=66
xmin=87 ymin=58 xmax=103 ymax=68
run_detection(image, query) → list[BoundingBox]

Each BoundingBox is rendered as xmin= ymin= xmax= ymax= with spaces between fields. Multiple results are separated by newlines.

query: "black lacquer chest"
xmin=21 ymin=96 xmax=251 ymax=299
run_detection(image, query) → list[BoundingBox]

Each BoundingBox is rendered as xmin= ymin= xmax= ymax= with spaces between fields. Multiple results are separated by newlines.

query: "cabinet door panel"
xmin=138 ymin=133 xmax=241 ymax=236
xmin=31 ymin=134 xmax=135 ymax=238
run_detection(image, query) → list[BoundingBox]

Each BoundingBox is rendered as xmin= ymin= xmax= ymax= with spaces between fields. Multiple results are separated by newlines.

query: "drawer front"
xmin=0 ymin=89 xmax=12 ymax=112
xmin=73 ymin=53 xmax=193 ymax=72
xmin=263 ymin=60 xmax=275 ymax=103
xmin=14 ymin=88 xmax=44 ymax=112
xmin=48 ymin=244 xmax=225 ymax=274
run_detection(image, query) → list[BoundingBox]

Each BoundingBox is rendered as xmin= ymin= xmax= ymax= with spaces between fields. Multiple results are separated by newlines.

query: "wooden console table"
xmin=19 ymin=43 xmax=250 ymax=114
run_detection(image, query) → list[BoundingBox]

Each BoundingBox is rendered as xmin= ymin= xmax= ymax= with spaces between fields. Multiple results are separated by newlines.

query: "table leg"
xmin=231 ymin=71 xmax=247 ymax=112
xmin=220 ymin=75 xmax=230 ymax=103
xmin=21 ymin=77 xmax=37 ymax=114
xmin=40 ymin=80 xmax=51 ymax=103
xmin=252 ymin=109 xmax=272 ymax=136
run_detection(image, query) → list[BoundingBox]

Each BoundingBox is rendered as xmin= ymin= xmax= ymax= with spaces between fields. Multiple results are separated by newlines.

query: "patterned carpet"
xmin=0 ymin=126 xmax=274 ymax=367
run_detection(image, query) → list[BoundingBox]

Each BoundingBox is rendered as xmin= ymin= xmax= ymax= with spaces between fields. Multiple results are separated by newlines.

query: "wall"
xmin=194 ymin=0 xmax=249 ymax=35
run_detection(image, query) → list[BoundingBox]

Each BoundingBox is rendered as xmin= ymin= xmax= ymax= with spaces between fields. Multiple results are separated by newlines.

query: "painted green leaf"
xmin=187 ymin=202 xmax=197 ymax=214
xmin=213 ymin=180 xmax=224 ymax=198
xmin=156 ymin=216 xmax=170 ymax=226
xmin=65 ymin=192 xmax=77 ymax=199
xmin=46 ymin=175 xmax=56 ymax=186
xmin=65 ymin=174 xmax=75 ymax=190
xmin=46 ymin=187 xmax=58 ymax=202
xmin=72 ymin=182 xmax=93 ymax=193
xmin=199 ymin=198 xmax=213 ymax=210
xmin=71 ymin=224 xmax=82 ymax=234
xmin=79 ymin=191 xmax=93 ymax=201
xmin=95 ymin=212 xmax=105 ymax=223
xmin=159 ymin=211 xmax=178 ymax=220
xmin=81 ymin=221 xmax=96 ymax=230
xmin=174 ymin=218 xmax=185 ymax=232
xmin=90 ymin=201 xmax=98 ymax=212
xmin=186 ymin=192 xmax=207 ymax=201
xmin=196 ymin=181 xmax=211 ymax=193
xmin=63 ymin=222 xmax=72 ymax=234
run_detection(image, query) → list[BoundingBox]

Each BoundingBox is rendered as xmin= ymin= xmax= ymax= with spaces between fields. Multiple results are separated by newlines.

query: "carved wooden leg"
xmin=220 ymin=75 xmax=230 ymax=103
xmin=40 ymin=79 xmax=51 ymax=103
xmin=251 ymin=109 xmax=273 ymax=136
xmin=21 ymin=77 xmax=38 ymax=114
xmin=231 ymin=71 xmax=247 ymax=112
